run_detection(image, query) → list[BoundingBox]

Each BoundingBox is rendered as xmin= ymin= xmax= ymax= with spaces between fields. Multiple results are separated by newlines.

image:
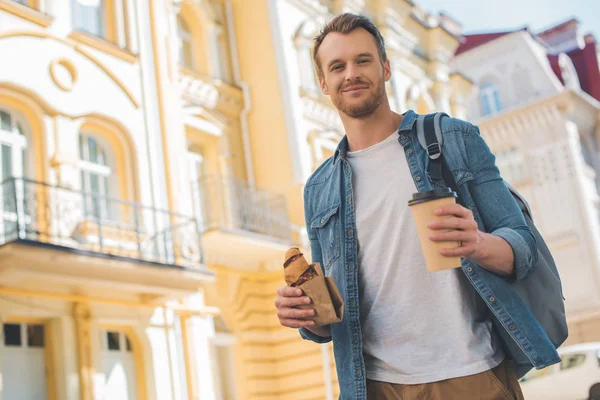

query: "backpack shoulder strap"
xmin=416 ymin=112 xmax=447 ymax=182
xmin=416 ymin=112 xmax=465 ymax=206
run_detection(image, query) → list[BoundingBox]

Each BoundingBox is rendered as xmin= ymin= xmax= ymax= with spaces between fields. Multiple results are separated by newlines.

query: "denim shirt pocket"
xmin=310 ymin=204 xmax=341 ymax=272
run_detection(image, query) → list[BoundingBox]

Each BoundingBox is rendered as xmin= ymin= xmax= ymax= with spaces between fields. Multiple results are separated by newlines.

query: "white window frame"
xmin=78 ymin=133 xmax=112 ymax=221
xmin=479 ymin=82 xmax=502 ymax=116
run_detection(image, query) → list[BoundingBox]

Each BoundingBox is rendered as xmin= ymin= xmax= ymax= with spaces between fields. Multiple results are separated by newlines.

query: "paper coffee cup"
xmin=408 ymin=188 xmax=462 ymax=272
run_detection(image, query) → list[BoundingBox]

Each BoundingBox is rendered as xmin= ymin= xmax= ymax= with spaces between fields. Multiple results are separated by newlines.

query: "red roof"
xmin=538 ymin=18 xmax=579 ymax=39
xmin=455 ymin=29 xmax=525 ymax=55
xmin=546 ymin=37 xmax=600 ymax=102
xmin=569 ymin=37 xmax=600 ymax=101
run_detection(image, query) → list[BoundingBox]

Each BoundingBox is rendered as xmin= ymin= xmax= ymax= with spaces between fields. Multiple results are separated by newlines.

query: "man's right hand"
xmin=275 ymin=286 xmax=316 ymax=328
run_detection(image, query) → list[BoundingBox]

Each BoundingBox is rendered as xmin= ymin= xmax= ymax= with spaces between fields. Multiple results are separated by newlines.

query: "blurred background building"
xmin=0 ymin=0 xmax=598 ymax=399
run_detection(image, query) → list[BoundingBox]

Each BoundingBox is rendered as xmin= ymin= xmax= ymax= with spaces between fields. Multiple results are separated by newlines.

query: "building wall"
xmin=454 ymin=29 xmax=600 ymax=343
xmin=0 ymin=0 xmax=474 ymax=399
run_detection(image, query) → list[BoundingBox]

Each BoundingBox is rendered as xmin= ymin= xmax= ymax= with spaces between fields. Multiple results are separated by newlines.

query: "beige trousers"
xmin=366 ymin=360 xmax=525 ymax=400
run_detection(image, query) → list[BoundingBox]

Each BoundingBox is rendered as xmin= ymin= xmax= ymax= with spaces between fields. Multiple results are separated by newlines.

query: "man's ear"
xmin=319 ymin=76 xmax=330 ymax=96
xmin=383 ymin=59 xmax=391 ymax=82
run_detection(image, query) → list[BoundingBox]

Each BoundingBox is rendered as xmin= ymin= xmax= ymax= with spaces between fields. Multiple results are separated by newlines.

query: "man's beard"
xmin=333 ymin=81 xmax=385 ymax=119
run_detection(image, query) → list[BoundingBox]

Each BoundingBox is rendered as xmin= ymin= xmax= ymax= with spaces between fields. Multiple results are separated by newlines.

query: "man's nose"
xmin=345 ymin=63 xmax=360 ymax=81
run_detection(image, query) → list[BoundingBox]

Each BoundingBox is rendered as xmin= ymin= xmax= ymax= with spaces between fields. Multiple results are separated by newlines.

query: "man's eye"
xmin=332 ymin=65 xmax=343 ymax=71
xmin=358 ymin=59 xmax=369 ymax=64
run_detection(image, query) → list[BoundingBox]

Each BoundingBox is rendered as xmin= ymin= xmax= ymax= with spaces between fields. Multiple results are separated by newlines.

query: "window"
xmin=72 ymin=0 xmax=106 ymax=39
xmin=479 ymin=82 xmax=502 ymax=116
xmin=3 ymin=323 xmax=44 ymax=348
xmin=0 ymin=109 xmax=28 ymax=181
xmin=560 ymin=353 xmax=586 ymax=370
xmin=187 ymin=150 xmax=205 ymax=225
xmin=210 ymin=4 xmax=233 ymax=83
xmin=0 ymin=109 xmax=30 ymax=239
xmin=294 ymin=20 xmax=319 ymax=95
xmin=101 ymin=330 xmax=132 ymax=353
xmin=78 ymin=134 xmax=112 ymax=220
xmin=177 ymin=15 xmax=194 ymax=69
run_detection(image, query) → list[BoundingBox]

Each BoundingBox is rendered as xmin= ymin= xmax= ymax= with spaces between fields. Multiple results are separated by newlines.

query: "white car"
xmin=520 ymin=342 xmax=600 ymax=400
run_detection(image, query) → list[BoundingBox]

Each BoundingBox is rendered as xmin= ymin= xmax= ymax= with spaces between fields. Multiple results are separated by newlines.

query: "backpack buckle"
xmin=427 ymin=143 xmax=441 ymax=160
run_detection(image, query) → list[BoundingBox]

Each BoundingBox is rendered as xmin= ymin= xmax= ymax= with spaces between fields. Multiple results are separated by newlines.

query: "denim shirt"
xmin=299 ymin=110 xmax=561 ymax=400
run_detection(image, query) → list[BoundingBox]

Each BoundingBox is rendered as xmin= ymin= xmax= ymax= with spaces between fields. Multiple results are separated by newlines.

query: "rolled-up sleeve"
xmin=299 ymin=326 xmax=332 ymax=343
xmin=466 ymin=124 xmax=538 ymax=280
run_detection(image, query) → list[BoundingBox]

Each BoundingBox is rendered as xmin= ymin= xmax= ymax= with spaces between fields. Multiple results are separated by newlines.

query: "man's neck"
xmin=340 ymin=103 xmax=404 ymax=152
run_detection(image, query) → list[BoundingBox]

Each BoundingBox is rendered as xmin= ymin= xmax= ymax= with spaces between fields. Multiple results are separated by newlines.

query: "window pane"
xmin=493 ymin=91 xmax=503 ymax=112
xmin=79 ymin=135 xmax=85 ymax=159
xmin=107 ymin=331 xmax=120 ymax=351
xmin=2 ymin=144 xmax=13 ymax=181
xmin=88 ymin=137 xmax=98 ymax=163
xmin=21 ymin=147 xmax=26 ymax=178
xmin=16 ymin=122 xmax=24 ymax=137
xmin=481 ymin=95 xmax=492 ymax=116
xmin=0 ymin=110 xmax=11 ymax=132
xmin=90 ymin=174 xmax=101 ymax=218
xmin=73 ymin=0 xmax=104 ymax=38
xmin=27 ymin=324 xmax=44 ymax=348
xmin=3 ymin=323 xmax=22 ymax=346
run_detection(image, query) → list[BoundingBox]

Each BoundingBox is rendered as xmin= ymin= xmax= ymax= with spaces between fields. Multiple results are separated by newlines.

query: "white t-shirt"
xmin=346 ymin=131 xmax=504 ymax=385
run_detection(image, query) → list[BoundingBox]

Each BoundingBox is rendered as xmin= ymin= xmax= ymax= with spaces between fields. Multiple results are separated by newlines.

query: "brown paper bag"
xmin=283 ymin=248 xmax=344 ymax=326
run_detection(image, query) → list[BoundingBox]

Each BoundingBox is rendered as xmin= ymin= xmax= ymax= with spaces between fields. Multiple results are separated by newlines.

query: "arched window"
xmin=0 ymin=109 xmax=29 ymax=181
xmin=479 ymin=81 xmax=502 ymax=116
xmin=78 ymin=133 xmax=115 ymax=220
xmin=177 ymin=15 xmax=195 ymax=69
xmin=0 ymin=108 xmax=32 ymax=240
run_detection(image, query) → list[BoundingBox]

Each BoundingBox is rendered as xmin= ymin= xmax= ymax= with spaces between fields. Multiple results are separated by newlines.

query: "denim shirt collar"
xmin=333 ymin=109 xmax=418 ymax=164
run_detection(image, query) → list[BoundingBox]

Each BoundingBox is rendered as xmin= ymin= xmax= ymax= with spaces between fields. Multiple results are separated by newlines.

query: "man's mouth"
xmin=342 ymin=85 xmax=369 ymax=93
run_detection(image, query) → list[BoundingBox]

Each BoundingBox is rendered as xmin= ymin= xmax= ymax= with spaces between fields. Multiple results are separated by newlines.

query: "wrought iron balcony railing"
xmin=197 ymin=175 xmax=292 ymax=243
xmin=0 ymin=177 xmax=203 ymax=267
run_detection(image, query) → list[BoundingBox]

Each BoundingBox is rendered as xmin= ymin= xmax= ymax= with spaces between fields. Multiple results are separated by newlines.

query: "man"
xmin=274 ymin=13 xmax=560 ymax=400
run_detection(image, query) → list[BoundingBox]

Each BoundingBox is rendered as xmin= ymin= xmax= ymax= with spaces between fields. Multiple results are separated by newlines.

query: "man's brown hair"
xmin=312 ymin=13 xmax=388 ymax=79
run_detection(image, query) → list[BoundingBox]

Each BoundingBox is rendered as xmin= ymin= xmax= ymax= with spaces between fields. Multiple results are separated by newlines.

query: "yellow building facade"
xmin=0 ymin=0 xmax=471 ymax=399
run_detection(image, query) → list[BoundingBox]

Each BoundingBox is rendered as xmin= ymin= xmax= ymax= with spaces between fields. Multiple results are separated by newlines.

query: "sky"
xmin=416 ymin=0 xmax=599 ymax=39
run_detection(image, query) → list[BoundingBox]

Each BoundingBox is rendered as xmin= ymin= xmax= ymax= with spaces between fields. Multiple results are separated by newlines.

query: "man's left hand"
xmin=427 ymin=203 xmax=484 ymax=261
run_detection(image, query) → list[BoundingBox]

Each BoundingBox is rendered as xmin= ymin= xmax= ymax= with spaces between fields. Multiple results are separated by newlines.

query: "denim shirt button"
xmin=509 ymin=324 xmax=516 ymax=331
xmin=348 ymin=229 xmax=353 ymax=237
xmin=400 ymin=135 xmax=407 ymax=141
xmin=489 ymin=296 xmax=496 ymax=302
xmin=416 ymin=176 xmax=422 ymax=181
xmin=321 ymin=218 xmax=325 ymax=224
xmin=407 ymin=149 xmax=413 ymax=155
xmin=467 ymin=267 xmax=473 ymax=273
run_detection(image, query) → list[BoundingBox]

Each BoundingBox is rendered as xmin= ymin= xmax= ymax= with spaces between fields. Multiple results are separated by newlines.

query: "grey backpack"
xmin=416 ymin=112 xmax=568 ymax=350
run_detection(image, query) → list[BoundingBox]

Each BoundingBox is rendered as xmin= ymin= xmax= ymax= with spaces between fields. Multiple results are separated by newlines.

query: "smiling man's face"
xmin=316 ymin=27 xmax=391 ymax=119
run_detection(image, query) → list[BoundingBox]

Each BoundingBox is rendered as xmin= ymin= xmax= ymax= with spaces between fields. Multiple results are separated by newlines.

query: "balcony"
xmin=0 ymin=178 xmax=212 ymax=297
xmin=178 ymin=68 xmax=244 ymax=119
xmin=198 ymin=175 xmax=292 ymax=269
